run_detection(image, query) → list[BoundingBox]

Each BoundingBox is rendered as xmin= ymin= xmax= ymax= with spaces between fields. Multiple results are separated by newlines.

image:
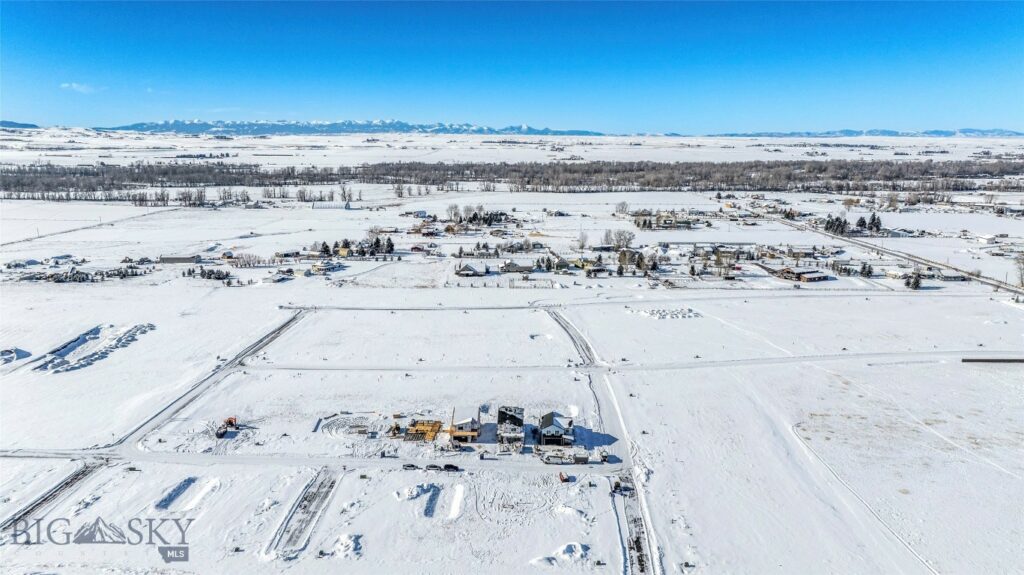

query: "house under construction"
xmin=448 ymin=407 xmax=481 ymax=442
xmin=497 ymin=406 xmax=525 ymax=444
xmin=404 ymin=419 xmax=443 ymax=441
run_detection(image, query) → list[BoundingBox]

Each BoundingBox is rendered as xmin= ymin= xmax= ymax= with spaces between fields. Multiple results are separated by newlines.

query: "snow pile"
xmin=530 ymin=542 xmax=590 ymax=568
xmin=333 ymin=533 xmax=362 ymax=559
xmin=553 ymin=504 xmax=588 ymax=523
xmin=154 ymin=476 xmax=197 ymax=510
xmin=393 ymin=483 xmax=439 ymax=501
xmin=628 ymin=307 xmax=702 ymax=320
xmin=395 ymin=483 xmax=442 ymax=517
xmin=447 ymin=484 xmax=465 ymax=520
xmin=0 ymin=348 xmax=30 ymax=365
xmin=34 ymin=323 xmax=156 ymax=373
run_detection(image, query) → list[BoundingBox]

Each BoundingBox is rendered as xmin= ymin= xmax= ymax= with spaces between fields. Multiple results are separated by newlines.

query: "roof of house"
xmin=540 ymin=412 xmax=573 ymax=430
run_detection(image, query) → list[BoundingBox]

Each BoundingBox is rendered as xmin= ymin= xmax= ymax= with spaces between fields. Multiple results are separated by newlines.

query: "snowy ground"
xmin=3 ymin=127 xmax=1024 ymax=166
xmin=1 ymin=136 xmax=1022 ymax=574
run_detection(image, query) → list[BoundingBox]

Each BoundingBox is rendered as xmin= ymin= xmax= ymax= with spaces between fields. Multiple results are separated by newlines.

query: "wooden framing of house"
xmin=404 ymin=419 xmax=443 ymax=441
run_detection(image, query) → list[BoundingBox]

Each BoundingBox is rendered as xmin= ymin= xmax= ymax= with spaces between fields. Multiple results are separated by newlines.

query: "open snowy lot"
xmin=0 ymin=458 xmax=80 ymax=522
xmin=565 ymin=292 xmax=1024 ymax=366
xmin=0 ymin=284 xmax=292 ymax=449
xmin=611 ymin=359 xmax=1023 ymax=574
xmin=250 ymin=308 xmax=581 ymax=368
xmin=0 ymin=460 xmax=622 ymax=574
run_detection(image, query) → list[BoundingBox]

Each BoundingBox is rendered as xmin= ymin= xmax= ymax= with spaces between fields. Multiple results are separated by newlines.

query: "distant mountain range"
xmin=0 ymin=120 xmax=40 ymax=129
xmin=708 ymin=128 xmax=1024 ymax=138
xmin=3 ymin=119 xmax=1021 ymax=137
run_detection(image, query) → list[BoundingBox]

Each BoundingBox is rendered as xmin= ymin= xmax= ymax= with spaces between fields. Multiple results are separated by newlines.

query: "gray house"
xmin=539 ymin=412 xmax=574 ymax=446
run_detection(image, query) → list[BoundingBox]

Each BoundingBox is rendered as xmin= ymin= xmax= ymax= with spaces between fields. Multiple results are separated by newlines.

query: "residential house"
xmin=455 ymin=263 xmax=485 ymax=277
xmin=500 ymin=260 xmax=535 ymax=274
xmin=778 ymin=267 xmax=830 ymax=282
xmin=159 ymin=255 xmax=200 ymax=264
xmin=786 ymin=246 xmax=817 ymax=259
xmin=539 ymin=412 xmax=574 ymax=446
xmin=938 ymin=270 xmax=969 ymax=281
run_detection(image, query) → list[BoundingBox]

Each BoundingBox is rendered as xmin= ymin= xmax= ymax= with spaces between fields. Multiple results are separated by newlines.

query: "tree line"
xmin=2 ymin=159 xmax=1023 ymax=201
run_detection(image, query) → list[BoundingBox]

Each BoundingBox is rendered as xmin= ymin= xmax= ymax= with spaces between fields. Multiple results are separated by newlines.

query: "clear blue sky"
xmin=2 ymin=1 xmax=1022 ymax=133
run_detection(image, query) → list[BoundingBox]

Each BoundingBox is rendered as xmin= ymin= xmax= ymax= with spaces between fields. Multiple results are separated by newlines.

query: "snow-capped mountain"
xmin=709 ymin=128 xmax=1024 ymax=138
xmin=99 ymin=119 xmax=603 ymax=136
xmin=6 ymin=118 xmax=1020 ymax=137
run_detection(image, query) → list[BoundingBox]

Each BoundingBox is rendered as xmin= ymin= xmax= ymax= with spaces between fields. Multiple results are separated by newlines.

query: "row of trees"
xmin=182 ymin=267 xmax=231 ymax=281
xmin=5 ymin=159 xmax=1023 ymax=199
xmin=823 ymin=215 xmax=851 ymax=235
xmin=855 ymin=213 xmax=884 ymax=233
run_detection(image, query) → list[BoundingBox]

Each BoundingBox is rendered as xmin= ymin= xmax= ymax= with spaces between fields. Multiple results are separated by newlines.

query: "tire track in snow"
xmin=790 ymin=423 xmax=940 ymax=575
xmin=547 ymin=309 xmax=598 ymax=365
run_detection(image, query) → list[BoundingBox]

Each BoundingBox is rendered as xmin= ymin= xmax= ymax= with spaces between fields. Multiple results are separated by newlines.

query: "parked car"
xmin=402 ymin=463 xmax=419 ymax=470
xmin=442 ymin=464 xmax=461 ymax=472
xmin=425 ymin=464 xmax=442 ymax=471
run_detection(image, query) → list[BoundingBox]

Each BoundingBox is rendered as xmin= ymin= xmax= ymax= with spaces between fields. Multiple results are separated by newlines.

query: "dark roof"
xmin=540 ymin=412 xmax=557 ymax=429
xmin=540 ymin=411 xmax=571 ymax=430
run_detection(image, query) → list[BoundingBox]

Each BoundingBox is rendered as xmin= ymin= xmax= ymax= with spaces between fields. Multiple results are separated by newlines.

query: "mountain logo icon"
xmin=73 ymin=517 xmax=127 ymax=544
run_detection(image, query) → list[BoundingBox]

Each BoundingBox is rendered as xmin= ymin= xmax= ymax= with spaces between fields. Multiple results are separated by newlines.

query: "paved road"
xmin=769 ymin=214 xmax=1024 ymax=297
xmin=0 ymin=208 xmax=180 ymax=247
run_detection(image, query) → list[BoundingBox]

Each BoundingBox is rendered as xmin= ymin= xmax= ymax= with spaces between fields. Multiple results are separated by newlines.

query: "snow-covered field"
xmin=4 ymin=127 xmax=1024 ymax=166
xmin=1 ymin=132 xmax=1022 ymax=574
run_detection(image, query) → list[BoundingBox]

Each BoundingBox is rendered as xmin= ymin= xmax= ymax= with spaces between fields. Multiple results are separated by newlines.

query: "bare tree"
xmin=612 ymin=230 xmax=635 ymax=250
xmin=615 ymin=201 xmax=630 ymax=215
xmin=576 ymin=231 xmax=588 ymax=251
xmin=602 ymin=229 xmax=614 ymax=246
xmin=230 ymin=252 xmax=268 ymax=268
